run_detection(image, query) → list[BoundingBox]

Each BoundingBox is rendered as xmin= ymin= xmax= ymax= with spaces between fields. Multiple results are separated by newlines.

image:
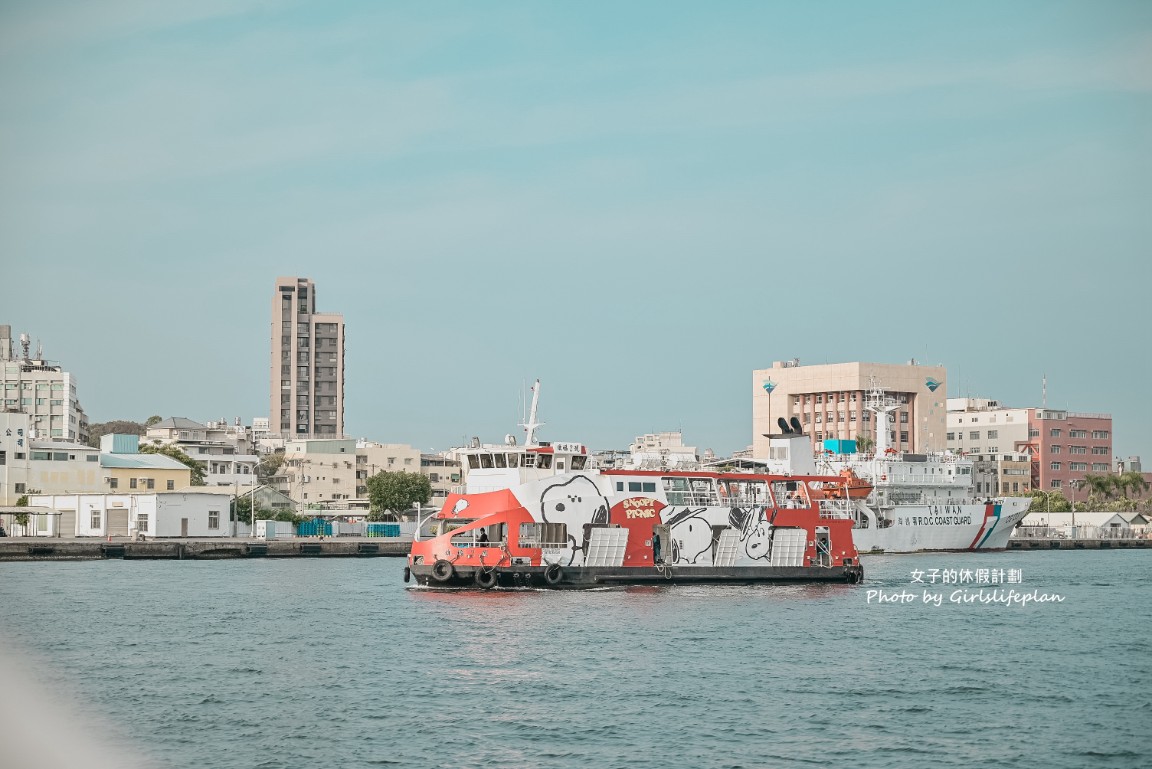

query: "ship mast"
xmin=864 ymin=377 xmax=899 ymax=456
xmin=520 ymin=379 xmax=543 ymax=446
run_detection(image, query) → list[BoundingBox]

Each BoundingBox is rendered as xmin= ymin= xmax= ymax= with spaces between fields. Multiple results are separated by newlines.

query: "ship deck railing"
xmin=817 ymin=500 xmax=854 ymax=519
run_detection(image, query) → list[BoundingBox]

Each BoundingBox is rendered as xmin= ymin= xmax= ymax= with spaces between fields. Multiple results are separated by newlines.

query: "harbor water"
xmin=1 ymin=551 xmax=1150 ymax=769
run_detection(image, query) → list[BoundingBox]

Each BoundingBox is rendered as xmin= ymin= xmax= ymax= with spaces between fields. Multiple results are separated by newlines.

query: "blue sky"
xmin=1 ymin=1 xmax=1149 ymax=458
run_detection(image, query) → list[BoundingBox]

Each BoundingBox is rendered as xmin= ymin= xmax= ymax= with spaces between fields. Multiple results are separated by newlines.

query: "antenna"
xmin=1042 ymin=374 xmax=1047 ymax=408
xmin=519 ymin=379 xmax=543 ymax=446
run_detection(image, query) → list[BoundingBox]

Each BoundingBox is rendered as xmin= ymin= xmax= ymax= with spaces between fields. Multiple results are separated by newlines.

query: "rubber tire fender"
xmin=543 ymin=563 xmax=563 ymax=586
xmin=474 ymin=568 xmax=498 ymax=589
xmin=431 ymin=559 xmax=455 ymax=583
xmin=403 ymin=566 xmax=411 ymax=583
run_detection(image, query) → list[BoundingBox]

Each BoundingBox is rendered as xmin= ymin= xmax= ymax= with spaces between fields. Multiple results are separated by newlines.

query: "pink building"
xmin=1022 ymin=409 xmax=1113 ymax=497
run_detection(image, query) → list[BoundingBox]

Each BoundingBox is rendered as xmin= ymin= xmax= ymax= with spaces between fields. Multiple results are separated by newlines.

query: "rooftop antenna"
xmin=519 ymin=379 xmax=543 ymax=446
xmin=19 ymin=333 xmax=30 ymax=361
xmin=1042 ymin=373 xmax=1047 ymax=408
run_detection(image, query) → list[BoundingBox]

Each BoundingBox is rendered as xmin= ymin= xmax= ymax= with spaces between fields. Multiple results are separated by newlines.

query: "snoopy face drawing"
xmin=664 ymin=508 xmax=714 ymax=565
xmin=730 ymin=507 xmax=772 ymax=561
xmin=538 ymin=475 xmax=609 ymax=529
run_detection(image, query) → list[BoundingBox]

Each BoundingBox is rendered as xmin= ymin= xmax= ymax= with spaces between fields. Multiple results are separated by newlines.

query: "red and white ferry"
xmin=405 ymin=383 xmax=863 ymax=589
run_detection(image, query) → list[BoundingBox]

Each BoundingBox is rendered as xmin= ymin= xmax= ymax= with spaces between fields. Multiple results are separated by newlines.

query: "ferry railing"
xmin=817 ymin=499 xmax=854 ymax=519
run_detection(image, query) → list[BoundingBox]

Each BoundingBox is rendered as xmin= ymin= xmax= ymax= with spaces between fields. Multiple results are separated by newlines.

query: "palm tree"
xmin=1117 ymin=471 xmax=1149 ymax=500
xmin=1083 ymin=472 xmax=1114 ymax=502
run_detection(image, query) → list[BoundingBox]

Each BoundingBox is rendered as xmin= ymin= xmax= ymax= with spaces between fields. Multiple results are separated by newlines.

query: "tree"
xmin=854 ymin=434 xmax=875 ymax=455
xmin=144 ymin=415 xmax=163 ymax=427
xmin=1027 ymin=489 xmax=1070 ymax=513
xmin=366 ymin=471 xmax=431 ymax=521
xmin=13 ymin=494 xmax=30 ymax=528
xmin=1117 ymin=471 xmax=1149 ymax=499
xmin=257 ymin=452 xmax=286 ymax=485
xmin=230 ymin=495 xmax=272 ymax=526
xmin=1083 ymin=473 xmax=1114 ymax=501
xmin=138 ymin=443 xmax=206 ymax=485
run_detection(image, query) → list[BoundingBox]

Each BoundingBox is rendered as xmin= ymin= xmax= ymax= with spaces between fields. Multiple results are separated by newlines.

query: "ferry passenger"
xmin=478 ymin=529 xmax=489 ymax=545
xmin=652 ymin=531 xmax=662 ymax=564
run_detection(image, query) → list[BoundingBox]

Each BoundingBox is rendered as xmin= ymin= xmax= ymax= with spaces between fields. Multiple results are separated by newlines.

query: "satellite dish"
xmin=777 ymin=417 xmax=792 ymax=434
xmin=505 ymin=434 xmax=517 ymax=446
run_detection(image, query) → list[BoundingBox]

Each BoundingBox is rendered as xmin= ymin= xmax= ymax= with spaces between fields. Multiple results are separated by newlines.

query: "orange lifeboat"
xmin=824 ymin=468 xmax=874 ymax=500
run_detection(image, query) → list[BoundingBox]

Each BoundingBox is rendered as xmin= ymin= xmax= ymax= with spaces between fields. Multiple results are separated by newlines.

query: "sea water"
xmin=1 ymin=551 xmax=1149 ymax=769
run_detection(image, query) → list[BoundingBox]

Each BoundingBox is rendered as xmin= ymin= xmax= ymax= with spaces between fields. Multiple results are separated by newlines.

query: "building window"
xmin=987 ymin=430 xmax=998 ymax=439
xmin=91 ymin=509 xmax=102 ymax=529
xmin=1050 ymin=428 xmax=1061 ymax=437
xmin=1092 ymin=430 xmax=1110 ymax=439
xmin=130 ymin=478 xmax=138 ymax=489
xmin=1050 ymin=480 xmax=1062 ymax=489
xmin=970 ymin=431 xmax=979 ymax=440
xmin=1092 ymin=447 xmax=1109 ymax=455
xmin=946 ymin=432 xmax=955 ymax=441
xmin=1050 ymin=446 xmax=1062 ymax=454
xmin=109 ymin=478 xmax=118 ymax=489
xmin=208 ymin=511 xmax=220 ymax=529
xmin=1092 ymin=463 xmax=1109 ymax=471
xmin=1069 ymin=429 xmax=1087 ymax=438
xmin=900 ymin=413 xmax=908 ymax=424
xmin=1050 ymin=462 xmax=1061 ymax=470
xmin=899 ymin=431 xmax=909 ymax=443
xmin=167 ymin=480 xmax=175 ymax=490
xmin=137 ymin=513 xmax=148 ymax=532
xmin=1069 ymin=446 xmax=1087 ymax=454
xmin=14 ymin=482 xmax=26 ymax=494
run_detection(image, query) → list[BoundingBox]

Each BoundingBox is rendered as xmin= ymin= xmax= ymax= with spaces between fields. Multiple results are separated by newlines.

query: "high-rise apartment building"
xmin=270 ymin=278 xmax=345 ymax=438
xmin=751 ymin=359 xmax=948 ymax=458
xmin=0 ymin=325 xmax=90 ymax=443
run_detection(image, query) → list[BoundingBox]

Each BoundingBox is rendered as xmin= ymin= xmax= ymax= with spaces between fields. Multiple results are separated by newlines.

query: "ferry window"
xmin=556 ymin=461 xmax=565 ymax=471
xmin=537 ymin=454 xmax=553 ymax=469
xmin=518 ymin=522 xmax=567 ymax=547
xmin=480 ymin=454 xmax=493 ymax=468
xmin=616 ymin=482 xmax=624 ymax=491
xmin=494 ymin=453 xmax=507 ymax=468
xmin=508 ymin=453 xmax=519 ymax=468
xmin=467 ymin=455 xmax=480 ymax=470
xmin=662 ymin=476 xmax=690 ymax=505
xmin=642 ymin=482 xmax=656 ymax=493
xmin=522 ymin=454 xmax=536 ymax=468
xmin=570 ymin=455 xmax=587 ymax=470
xmin=771 ymin=481 xmax=808 ymax=508
xmin=628 ymin=482 xmax=642 ymax=492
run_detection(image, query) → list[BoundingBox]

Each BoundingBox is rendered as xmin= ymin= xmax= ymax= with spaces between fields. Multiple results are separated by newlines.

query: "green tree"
xmin=138 ymin=443 xmax=207 ymax=485
xmin=144 ymin=415 xmax=163 ymax=427
xmin=366 ymin=471 xmax=431 ymax=521
xmin=1027 ymin=489 xmax=1070 ymax=513
xmin=229 ymin=495 xmax=272 ymax=526
xmin=854 ymin=434 xmax=875 ymax=454
xmin=1083 ymin=473 xmax=1114 ymax=502
xmin=13 ymin=494 xmax=30 ymax=528
xmin=1117 ymin=471 xmax=1149 ymax=500
xmin=257 ymin=452 xmax=286 ymax=485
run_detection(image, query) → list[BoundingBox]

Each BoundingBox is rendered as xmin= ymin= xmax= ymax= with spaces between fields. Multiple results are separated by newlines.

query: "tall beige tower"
xmin=270 ymin=277 xmax=345 ymax=438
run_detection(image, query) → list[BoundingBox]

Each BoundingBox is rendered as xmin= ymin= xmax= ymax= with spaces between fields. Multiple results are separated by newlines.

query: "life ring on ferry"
xmin=474 ymin=568 xmax=498 ymax=589
xmin=431 ymin=559 xmax=455 ymax=583
xmin=880 ymin=475 xmax=887 ymax=481
xmin=544 ymin=563 xmax=564 ymax=586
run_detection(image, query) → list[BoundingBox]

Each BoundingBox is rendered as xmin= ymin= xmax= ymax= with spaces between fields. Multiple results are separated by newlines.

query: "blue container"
xmin=366 ymin=523 xmax=401 ymax=538
xmin=822 ymin=439 xmax=858 ymax=454
xmin=297 ymin=518 xmax=333 ymax=537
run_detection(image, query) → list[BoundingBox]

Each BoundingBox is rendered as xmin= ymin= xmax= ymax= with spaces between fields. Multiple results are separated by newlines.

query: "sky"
xmin=1 ymin=1 xmax=1149 ymax=459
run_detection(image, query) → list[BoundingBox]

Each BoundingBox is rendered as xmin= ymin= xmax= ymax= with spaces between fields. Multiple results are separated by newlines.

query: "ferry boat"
xmin=757 ymin=386 xmax=1031 ymax=553
xmin=405 ymin=383 xmax=863 ymax=588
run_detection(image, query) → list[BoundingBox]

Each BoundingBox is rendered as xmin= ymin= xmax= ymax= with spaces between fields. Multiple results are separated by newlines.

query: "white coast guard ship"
xmin=756 ymin=386 xmax=1030 ymax=552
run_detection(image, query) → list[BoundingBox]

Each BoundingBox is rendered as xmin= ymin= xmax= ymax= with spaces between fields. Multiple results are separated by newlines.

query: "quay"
xmin=1008 ymin=538 xmax=1151 ymax=551
xmin=0 ymin=537 xmax=411 ymax=561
